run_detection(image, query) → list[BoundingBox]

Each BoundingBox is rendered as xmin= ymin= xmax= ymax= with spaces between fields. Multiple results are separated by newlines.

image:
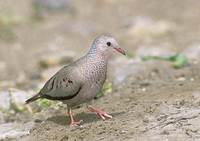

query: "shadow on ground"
xmin=47 ymin=111 xmax=125 ymax=126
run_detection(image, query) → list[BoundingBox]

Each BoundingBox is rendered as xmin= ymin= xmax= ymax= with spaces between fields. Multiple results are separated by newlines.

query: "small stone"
xmin=190 ymin=78 xmax=194 ymax=81
xmin=120 ymin=130 xmax=128 ymax=134
xmin=34 ymin=119 xmax=42 ymax=123
xmin=141 ymin=88 xmax=146 ymax=92
xmin=176 ymin=77 xmax=186 ymax=81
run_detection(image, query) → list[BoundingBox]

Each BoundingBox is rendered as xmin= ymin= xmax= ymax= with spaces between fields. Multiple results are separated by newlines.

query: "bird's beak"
xmin=114 ymin=47 xmax=126 ymax=56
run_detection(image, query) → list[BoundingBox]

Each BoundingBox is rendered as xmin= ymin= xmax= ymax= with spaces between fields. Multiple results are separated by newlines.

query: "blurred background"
xmin=0 ymin=0 xmax=200 ymax=141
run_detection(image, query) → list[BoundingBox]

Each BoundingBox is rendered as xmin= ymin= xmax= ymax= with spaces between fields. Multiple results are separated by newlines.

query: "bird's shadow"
xmin=47 ymin=111 xmax=125 ymax=126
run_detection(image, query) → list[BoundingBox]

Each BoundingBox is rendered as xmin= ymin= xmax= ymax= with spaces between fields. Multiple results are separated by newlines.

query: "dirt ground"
xmin=0 ymin=0 xmax=200 ymax=141
xmin=20 ymin=62 xmax=200 ymax=141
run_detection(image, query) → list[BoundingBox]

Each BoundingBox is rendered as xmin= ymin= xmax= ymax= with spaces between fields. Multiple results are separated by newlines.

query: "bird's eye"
xmin=106 ymin=42 xmax=111 ymax=46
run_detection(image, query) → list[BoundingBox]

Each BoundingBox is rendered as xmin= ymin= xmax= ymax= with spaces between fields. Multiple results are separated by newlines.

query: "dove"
xmin=25 ymin=34 xmax=126 ymax=126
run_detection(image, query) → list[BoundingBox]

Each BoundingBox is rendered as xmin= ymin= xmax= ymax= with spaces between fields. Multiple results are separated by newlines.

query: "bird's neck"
xmin=84 ymin=50 xmax=108 ymax=72
xmin=86 ymin=52 xmax=107 ymax=63
xmin=87 ymin=47 xmax=110 ymax=62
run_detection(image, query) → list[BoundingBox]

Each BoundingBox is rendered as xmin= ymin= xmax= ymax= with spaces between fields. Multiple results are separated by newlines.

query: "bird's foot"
xmin=68 ymin=108 xmax=83 ymax=126
xmin=69 ymin=120 xmax=83 ymax=127
xmin=88 ymin=105 xmax=112 ymax=120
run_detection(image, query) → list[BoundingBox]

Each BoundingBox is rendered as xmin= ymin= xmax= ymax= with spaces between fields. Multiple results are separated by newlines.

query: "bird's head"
xmin=89 ymin=34 xmax=126 ymax=58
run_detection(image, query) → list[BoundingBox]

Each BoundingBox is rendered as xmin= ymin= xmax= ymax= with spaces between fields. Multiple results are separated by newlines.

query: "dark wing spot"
xmin=68 ymin=79 xmax=73 ymax=84
xmin=56 ymin=84 xmax=59 ymax=89
xmin=59 ymin=81 xmax=62 ymax=88
xmin=63 ymin=78 xmax=66 ymax=82
xmin=49 ymin=77 xmax=56 ymax=91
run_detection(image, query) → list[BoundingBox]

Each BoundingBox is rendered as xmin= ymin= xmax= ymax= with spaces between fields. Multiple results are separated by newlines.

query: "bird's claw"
xmin=69 ymin=120 xmax=83 ymax=127
xmin=96 ymin=111 xmax=112 ymax=120
xmin=88 ymin=106 xmax=112 ymax=120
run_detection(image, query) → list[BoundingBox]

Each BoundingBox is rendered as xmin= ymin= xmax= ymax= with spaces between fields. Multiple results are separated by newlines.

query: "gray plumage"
xmin=26 ymin=34 xmax=125 ymax=109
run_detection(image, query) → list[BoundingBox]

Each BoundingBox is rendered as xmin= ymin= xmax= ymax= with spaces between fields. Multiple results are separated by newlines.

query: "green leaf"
xmin=141 ymin=53 xmax=189 ymax=69
xmin=95 ymin=91 xmax=104 ymax=99
xmin=172 ymin=54 xmax=188 ymax=68
xmin=36 ymin=99 xmax=53 ymax=109
xmin=95 ymin=82 xmax=112 ymax=99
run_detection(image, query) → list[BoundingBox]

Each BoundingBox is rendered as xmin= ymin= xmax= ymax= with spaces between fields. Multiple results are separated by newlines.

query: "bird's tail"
xmin=25 ymin=93 xmax=41 ymax=104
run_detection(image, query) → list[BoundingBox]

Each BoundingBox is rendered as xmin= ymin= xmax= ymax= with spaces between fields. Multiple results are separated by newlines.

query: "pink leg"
xmin=68 ymin=108 xmax=83 ymax=126
xmin=87 ymin=105 xmax=112 ymax=120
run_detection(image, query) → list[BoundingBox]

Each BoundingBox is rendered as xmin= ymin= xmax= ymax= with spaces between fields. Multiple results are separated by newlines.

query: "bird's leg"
xmin=87 ymin=105 xmax=112 ymax=120
xmin=67 ymin=108 xmax=83 ymax=126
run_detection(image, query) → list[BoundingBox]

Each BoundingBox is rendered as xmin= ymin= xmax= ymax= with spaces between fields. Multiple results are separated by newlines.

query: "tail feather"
xmin=25 ymin=93 xmax=41 ymax=104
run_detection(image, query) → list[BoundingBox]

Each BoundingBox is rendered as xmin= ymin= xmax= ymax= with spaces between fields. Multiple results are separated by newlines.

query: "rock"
xmin=0 ymin=89 xmax=34 ymax=113
xmin=9 ymin=89 xmax=35 ymax=112
xmin=39 ymin=51 xmax=76 ymax=69
xmin=127 ymin=17 xmax=175 ymax=40
xmin=0 ymin=122 xmax=35 ymax=140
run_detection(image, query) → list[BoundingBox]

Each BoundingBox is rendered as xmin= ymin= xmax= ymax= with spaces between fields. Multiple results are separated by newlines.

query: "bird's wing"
xmin=39 ymin=65 xmax=82 ymax=100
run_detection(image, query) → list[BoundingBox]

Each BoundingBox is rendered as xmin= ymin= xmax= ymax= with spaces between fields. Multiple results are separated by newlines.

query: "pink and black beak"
xmin=114 ymin=47 xmax=126 ymax=56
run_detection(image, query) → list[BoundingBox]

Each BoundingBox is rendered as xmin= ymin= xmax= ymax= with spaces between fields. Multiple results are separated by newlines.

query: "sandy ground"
xmin=19 ymin=62 xmax=200 ymax=141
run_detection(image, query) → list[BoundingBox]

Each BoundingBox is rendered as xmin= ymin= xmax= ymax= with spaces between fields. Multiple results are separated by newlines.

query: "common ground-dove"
xmin=25 ymin=34 xmax=126 ymax=126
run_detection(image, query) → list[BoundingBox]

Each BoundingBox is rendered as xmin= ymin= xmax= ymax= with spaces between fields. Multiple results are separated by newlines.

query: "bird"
xmin=25 ymin=34 xmax=126 ymax=126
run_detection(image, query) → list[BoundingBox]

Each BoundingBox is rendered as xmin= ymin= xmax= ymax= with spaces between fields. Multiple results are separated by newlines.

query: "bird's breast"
xmin=80 ymin=59 xmax=107 ymax=85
